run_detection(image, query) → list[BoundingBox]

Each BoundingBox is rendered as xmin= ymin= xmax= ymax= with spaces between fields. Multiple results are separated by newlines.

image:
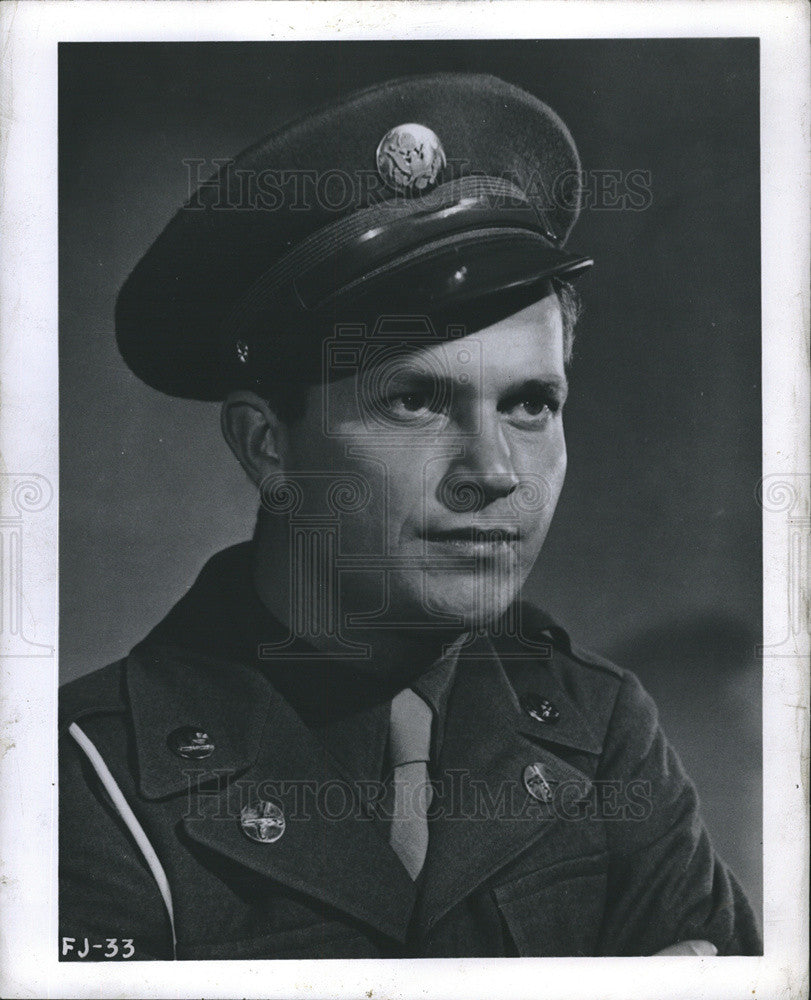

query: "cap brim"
xmin=314 ymin=229 xmax=593 ymax=318
xmin=301 ymin=228 xmax=592 ymax=347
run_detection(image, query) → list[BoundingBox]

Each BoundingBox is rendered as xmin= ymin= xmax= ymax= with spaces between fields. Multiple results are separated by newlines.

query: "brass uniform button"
xmin=241 ymin=800 xmax=286 ymax=844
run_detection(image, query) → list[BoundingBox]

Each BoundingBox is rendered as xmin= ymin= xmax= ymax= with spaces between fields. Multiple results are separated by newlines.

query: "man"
xmin=59 ymin=73 xmax=761 ymax=960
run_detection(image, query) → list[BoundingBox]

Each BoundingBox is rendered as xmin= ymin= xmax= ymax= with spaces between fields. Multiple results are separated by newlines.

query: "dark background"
xmin=59 ymin=40 xmax=761 ymax=915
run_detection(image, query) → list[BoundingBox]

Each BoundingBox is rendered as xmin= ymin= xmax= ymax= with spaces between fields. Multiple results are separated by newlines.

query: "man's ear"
xmin=221 ymin=391 xmax=288 ymax=488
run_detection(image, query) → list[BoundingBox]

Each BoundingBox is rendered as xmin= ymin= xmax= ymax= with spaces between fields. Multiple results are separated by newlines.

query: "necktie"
xmin=387 ymin=687 xmax=433 ymax=880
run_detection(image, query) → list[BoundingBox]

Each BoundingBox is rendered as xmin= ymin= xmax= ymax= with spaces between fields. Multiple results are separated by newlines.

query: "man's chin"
xmin=417 ymin=575 xmax=520 ymax=631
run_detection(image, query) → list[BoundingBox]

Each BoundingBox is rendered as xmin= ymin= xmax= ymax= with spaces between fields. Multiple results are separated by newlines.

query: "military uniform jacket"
xmin=59 ymin=544 xmax=761 ymax=960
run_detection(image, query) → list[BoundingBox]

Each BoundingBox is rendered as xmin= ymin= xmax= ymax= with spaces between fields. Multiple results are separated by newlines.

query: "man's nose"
xmin=440 ymin=419 xmax=519 ymax=512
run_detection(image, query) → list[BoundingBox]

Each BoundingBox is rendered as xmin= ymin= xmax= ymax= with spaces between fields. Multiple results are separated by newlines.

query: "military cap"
xmin=116 ymin=73 xmax=593 ymax=400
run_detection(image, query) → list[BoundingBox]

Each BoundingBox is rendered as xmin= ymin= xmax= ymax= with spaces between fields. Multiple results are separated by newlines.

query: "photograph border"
xmin=1 ymin=2 xmax=808 ymax=998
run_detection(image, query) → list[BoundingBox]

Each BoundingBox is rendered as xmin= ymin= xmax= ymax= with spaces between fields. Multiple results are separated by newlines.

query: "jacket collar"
xmin=126 ymin=551 xmax=603 ymax=799
xmin=126 ymin=641 xmax=275 ymax=800
xmin=488 ymin=601 xmax=608 ymax=756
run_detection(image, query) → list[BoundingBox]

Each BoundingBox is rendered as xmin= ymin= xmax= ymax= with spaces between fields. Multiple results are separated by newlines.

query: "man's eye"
xmin=381 ymin=391 xmax=437 ymax=419
xmin=396 ymin=392 xmax=431 ymax=412
xmin=516 ymin=398 xmax=548 ymax=417
xmin=501 ymin=390 xmax=561 ymax=425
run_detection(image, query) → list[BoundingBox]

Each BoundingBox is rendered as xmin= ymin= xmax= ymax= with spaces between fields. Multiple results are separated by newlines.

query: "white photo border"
xmin=0 ymin=2 xmax=808 ymax=998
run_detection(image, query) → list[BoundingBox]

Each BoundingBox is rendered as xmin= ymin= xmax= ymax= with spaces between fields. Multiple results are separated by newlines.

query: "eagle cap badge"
xmin=376 ymin=123 xmax=446 ymax=193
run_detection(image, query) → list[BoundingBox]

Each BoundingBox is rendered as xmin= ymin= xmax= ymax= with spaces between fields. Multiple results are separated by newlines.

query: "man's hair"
xmin=553 ymin=277 xmax=582 ymax=366
xmin=265 ymin=279 xmax=582 ymax=425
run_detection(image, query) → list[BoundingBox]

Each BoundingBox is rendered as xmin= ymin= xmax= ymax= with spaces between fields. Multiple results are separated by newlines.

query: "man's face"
xmin=280 ymin=291 xmax=568 ymax=630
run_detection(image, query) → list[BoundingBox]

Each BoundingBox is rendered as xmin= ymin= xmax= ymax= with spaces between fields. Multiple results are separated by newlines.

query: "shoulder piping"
xmin=68 ymin=722 xmax=177 ymax=959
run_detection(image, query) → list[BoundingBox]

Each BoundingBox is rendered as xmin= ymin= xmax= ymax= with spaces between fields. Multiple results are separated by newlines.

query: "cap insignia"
xmin=376 ymin=123 xmax=446 ymax=193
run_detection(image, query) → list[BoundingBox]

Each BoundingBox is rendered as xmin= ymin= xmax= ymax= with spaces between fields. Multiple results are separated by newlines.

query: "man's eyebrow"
xmin=505 ymin=376 xmax=570 ymax=402
xmin=366 ymin=367 xmax=463 ymax=396
xmin=365 ymin=367 xmax=569 ymax=400
xmin=378 ymin=366 xmax=440 ymax=385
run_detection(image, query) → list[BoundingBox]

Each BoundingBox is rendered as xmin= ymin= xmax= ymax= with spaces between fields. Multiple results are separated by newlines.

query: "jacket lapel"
xmin=127 ymin=642 xmax=417 ymax=944
xmin=416 ymin=633 xmax=598 ymax=936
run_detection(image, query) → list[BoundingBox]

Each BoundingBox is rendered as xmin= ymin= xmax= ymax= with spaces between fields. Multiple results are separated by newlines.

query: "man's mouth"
xmin=418 ymin=526 xmax=522 ymax=554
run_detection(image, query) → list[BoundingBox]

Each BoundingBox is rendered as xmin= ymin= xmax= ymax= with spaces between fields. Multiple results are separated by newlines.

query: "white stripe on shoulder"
xmin=68 ymin=721 xmax=177 ymax=959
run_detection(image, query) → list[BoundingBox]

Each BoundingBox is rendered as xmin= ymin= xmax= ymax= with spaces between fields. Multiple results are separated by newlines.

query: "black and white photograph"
xmin=58 ymin=35 xmax=765 ymax=961
xmin=0 ymin=3 xmax=808 ymax=999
